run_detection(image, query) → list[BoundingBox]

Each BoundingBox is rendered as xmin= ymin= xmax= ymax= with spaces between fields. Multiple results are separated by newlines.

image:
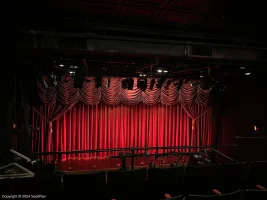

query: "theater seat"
xmin=147 ymin=166 xmax=185 ymax=199
xmin=13 ymin=177 xmax=38 ymax=194
xmin=0 ymin=178 xmax=13 ymax=194
xmin=217 ymin=163 xmax=245 ymax=193
xmin=38 ymin=175 xmax=62 ymax=195
xmin=184 ymin=165 xmax=218 ymax=195
xmin=186 ymin=190 xmax=242 ymax=200
xmin=63 ymin=171 xmax=107 ymax=198
xmin=242 ymin=189 xmax=267 ymax=200
xmin=161 ymin=194 xmax=184 ymax=200
xmin=247 ymin=161 xmax=267 ymax=189
xmin=107 ymin=168 xmax=147 ymax=200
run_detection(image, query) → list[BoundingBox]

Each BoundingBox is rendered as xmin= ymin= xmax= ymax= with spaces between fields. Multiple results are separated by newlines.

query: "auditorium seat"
xmin=38 ymin=175 xmax=62 ymax=195
xmin=107 ymin=168 xmax=147 ymax=200
xmin=161 ymin=194 xmax=184 ymax=200
xmin=184 ymin=165 xmax=218 ymax=195
xmin=186 ymin=190 xmax=242 ymax=200
xmin=242 ymin=189 xmax=267 ymax=200
xmin=0 ymin=178 xmax=13 ymax=194
xmin=217 ymin=163 xmax=245 ymax=193
xmin=147 ymin=166 xmax=185 ymax=199
xmin=63 ymin=171 xmax=107 ymax=198
xmin=13 ymin=177 xmax=38 ymax=194
xmin=247 ymin=161 xmax=267 ymax=189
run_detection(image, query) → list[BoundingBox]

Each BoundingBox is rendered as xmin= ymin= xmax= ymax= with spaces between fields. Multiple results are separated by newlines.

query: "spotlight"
xmin=163 ymin=70 xmax=168 ymax=73
xmin=59 ymin=64 xmax=64 ymax=67
xmin=137 ymin=78 xmax=147 ymax=91
xmin=245 ymin=72 xmax=251 ymax=75
xmin=128 ymin=78 xmax=134 ymax=90
xmin=43 ymin=79 xmax=48 ymax=88
xmin=174 ymin=79 xmax=183 ymax=90
xmin=156 ymin=77 xmax=166 ymax=88
xmin=95 ymin=77 xmax=102 ymax=88
xmin=157 ymin=69 xmax=163 ymax=73
xmin=106 ymin=77 xmax=110 ymax=88
xmin=191 ymin=82 xmax=198 ymax=87
xmin=164 ymin=79 xmax=172 ymax=90
xmin=150 ymin=78 xmax=155 ymax=90
xmin=122 ymin=79 xmax=128 ymax=89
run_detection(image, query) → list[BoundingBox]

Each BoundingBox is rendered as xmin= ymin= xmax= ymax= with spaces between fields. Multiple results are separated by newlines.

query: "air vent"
xmin=191 ymin=46 xmax=212 ymax=57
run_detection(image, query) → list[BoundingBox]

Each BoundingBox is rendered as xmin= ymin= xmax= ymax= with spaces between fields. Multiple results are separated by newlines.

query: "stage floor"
xmin=56 ymin=156 xmax=187 ymax=173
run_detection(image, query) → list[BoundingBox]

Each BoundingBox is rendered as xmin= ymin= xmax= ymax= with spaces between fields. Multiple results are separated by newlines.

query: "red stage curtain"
xmin=32 ymin=103 xmax=213 ymax=161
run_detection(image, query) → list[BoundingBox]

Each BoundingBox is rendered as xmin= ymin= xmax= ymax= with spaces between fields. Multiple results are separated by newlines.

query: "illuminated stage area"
xmin=56 ymin=155 xmax=186 ymax=172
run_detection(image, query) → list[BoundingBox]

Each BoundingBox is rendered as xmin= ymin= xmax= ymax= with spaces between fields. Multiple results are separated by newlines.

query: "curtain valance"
xmin=37 ymin=75 xmax=212 ymax=106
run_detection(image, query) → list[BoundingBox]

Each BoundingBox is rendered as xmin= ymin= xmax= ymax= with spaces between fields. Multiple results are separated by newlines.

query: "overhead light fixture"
xmin=245 ymin=72 xmax=251 ymax=75
xmin=174 ymin=79 xmax=183 ymax=90
xmin=150 ymin=78 xmax=155 ymax=90
xmin=157 ymin=69 xmax=163 ymax=73
xmin=156 ymin=77 xmax=166 ymax=88
xmin=59 ymin=64 xmax=64 ymax=67
xmin=69 ymin=71 xmax=75 ymax=74
xmin=106 ymin=77 xmax=110 ymax=88
xmin=95 ymin=76 xmax=102 ymax=88
xmin=163 ymin=70 xmax=168 ymax=73
xmin=128 ymin=78 xmax=134 ymax=90
xmin=137 ymin=78 xmax=147 ymax=91
xmin=122 ymin=79 xmax=128 ymax=89
xmin=164 ymin=79 xmax=172 ymax=90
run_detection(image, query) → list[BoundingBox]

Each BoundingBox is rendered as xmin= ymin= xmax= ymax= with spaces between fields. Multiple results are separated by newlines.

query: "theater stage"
xmin=56 ymin=155 xmax=188 ymax=173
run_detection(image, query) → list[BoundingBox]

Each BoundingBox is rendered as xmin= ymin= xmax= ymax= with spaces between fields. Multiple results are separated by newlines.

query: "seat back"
xmin=217 ymin=163 xmax=245 ymax=193
xmin=0 ymin=178 xmax=13 ymax=194
xmin=160 ymin=195 xmax=184 ymax=200
xmin=63 ymin=171 xmax=106 ymax=197
xmin=13 ymin=177 xmax=38 ymax=194
xmin=185 ymin=165 xmax=218 ymax=195
xmin=107 ymin=168 xmax=147 ymax=200
xmin=38 ymin=175 xmax=62 ymax=194
xmin=247 ymin=161 xmax=267 ymax=188
xmin=147 ymin=166 xmax=185 ymax=198
xmin=186 ymin=190 xmax=242 ymax=200
xmin=242 ymin=189 xmax=267 ymax=200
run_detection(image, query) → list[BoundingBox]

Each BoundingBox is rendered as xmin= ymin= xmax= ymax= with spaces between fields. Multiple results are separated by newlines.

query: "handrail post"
xmin=131 ymin=148 xmax=135 ymax=170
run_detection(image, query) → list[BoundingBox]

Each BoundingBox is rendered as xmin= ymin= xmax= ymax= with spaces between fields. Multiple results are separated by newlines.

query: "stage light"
xmin=122 ymin=79 xmax=128 ymax=89
xmin=59 ymin=64 xmax=64 ymax=67
xmin=95 ymin=77 xmax=102 ymax=88
xmin=106 ymin=77 xmax=110 ymax=88
xmin=128 ymin=78 xmax=134 ymax=90
xmin=245 ymin=72 xmax=251 ymax=75
xmin=191 ymin=82 xmax=198 ymax=87
xmin=156 ymin=77 xmax=166 ymax=88
xmin=157 ymin=69 xmax=163 ymax=73
xmin=164 ymin=79 xmax=172 ymax=89
xmin=150 ymin=78 xmax=155 ymax=90
xmin=174 ymin=79 xmax=183 ymax=90
xmin=163 ymin=70 xmax=168 ymax=73
xmin=69 ymin=71 xmax=75 ymax=74
xmin=137 ymin=78 xmax=147 ymax=91
xmin=43 ymin=79 xmax=48 ymax=89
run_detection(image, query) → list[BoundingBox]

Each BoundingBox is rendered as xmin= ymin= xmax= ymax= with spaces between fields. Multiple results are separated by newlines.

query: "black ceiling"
xmin=6 ymin=0 xmax=266 ymax=39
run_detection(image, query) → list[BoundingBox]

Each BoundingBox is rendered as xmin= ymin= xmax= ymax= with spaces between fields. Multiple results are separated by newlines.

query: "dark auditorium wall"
xmin=220 ymin=74 xmax=267 ymax=145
